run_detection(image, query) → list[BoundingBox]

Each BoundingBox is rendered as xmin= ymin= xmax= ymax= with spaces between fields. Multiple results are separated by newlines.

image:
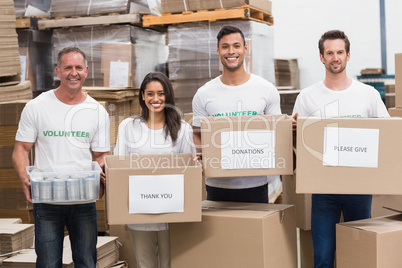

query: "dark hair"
xmin=139 ymin=72 xmax=181 ymax=144
xmin=318 ymin=30 xmax=350 ymax=55
xmin=57 ymin=46 xmax=88 ymax=67
xmin=217 ymin=25 xmax=246 ymax=47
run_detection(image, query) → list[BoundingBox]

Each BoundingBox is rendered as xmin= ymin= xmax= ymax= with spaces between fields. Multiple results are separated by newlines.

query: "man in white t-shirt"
xmin=192 ymin=25 xmax=281 ymax=203
xmin=12 ymin=47 xmax=110 ymax=267
xmin=292 ymin=30 xmax=389 ymax=268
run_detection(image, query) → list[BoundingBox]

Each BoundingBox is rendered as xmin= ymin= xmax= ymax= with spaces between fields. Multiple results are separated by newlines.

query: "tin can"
xmin=67 ymin=178 xmax=80 ymax=201
xmin=85 ymin=177 xmax=97 ymax=200
xmin=53 ymin=179 xmax=67 ymax=201
xmin=39 ymin=180 xmax=53 ymax=201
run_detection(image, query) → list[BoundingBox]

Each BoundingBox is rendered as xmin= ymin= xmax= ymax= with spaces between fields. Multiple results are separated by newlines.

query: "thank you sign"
xmin=129 ymin=174 xmax=184 ymax=214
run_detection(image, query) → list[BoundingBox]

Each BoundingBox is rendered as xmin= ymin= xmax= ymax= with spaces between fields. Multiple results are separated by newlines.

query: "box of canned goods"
xmin=26 ymin=162 xmax=101 ymax=203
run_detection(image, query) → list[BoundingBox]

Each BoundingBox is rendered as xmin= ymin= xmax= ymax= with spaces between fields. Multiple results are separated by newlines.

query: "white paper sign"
xmin=220 ymin=130 xmax=275 ymax=169
xmin=129 ymin=174 xmax=184 ymax=214
xmin=323 ymin=127 xmax=379 ymax=168
xmin=20 ymin=56 xmax=27 ymax=81
xmin=109 ymin=60 xmax=129 ymax=88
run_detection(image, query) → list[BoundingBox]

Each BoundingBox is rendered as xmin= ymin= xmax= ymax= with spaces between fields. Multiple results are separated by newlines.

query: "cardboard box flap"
xmin=202 ymin=200 xmax=293 ymax=222
xmin=339 ymin=214 xmax=402 ymax=234
xmin=105 ymin=153 xmax=199 ymax=169
xmin=383 ymin=206 xmax=402 ymax=214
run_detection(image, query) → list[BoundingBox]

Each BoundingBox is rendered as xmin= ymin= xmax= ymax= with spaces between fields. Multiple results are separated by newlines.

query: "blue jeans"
xmin=33 ymin=203 xmax=97 ymax=268
xmin=311 ymin=194 xmax=372 ymax=268
xmin=206 ymin=183 xmax=269 ymax=203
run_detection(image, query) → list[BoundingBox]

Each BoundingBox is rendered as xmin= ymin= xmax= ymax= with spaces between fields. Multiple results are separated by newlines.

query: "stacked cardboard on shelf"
xmin=0 ymin=0 xmax=21 ymax=79
xmin=52 ymin=24 xmax=167 ymax=88
xmin=274 ymin=59 xmax=300 ymax=89
xmin=0 ymin=81 xmax=32 ymax=102
xmin=168 ymin=20 xmax=275 ymax=113
xmin=17 ymin=29 xmax=53 ymax=95
xmin=0 ymin=101 xmax=32 ymax=223
xmin=2 ymin=236 xmax=121 ymax=268
xmin=161 ymin=0 xmax=272 ymax=14
xmin=0 ymin=224 xmax=34 ymax=255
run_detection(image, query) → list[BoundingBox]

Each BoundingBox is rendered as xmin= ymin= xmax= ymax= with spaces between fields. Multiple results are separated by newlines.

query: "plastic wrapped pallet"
xmin=168 ymin=20 xmax=275 ymax=112
xmin=17 ymin=29 xmax=54 ymax=94
xmin=25 ymin=0 xmax=129 ymax=18
xmin=13 ymin=0 xmax=26 ymax=17
xmin=52 ymin=24 xmax=167 ymax=88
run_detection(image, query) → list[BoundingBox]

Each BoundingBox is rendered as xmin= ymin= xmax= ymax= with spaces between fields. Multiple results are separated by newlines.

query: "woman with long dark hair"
xmin=114 ymin=72 xmax=195 ymax=268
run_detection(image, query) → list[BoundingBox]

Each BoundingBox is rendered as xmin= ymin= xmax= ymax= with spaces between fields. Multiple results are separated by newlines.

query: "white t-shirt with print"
xmin=113 ymin=117 xmax=196 ymax=231
xmin=192 ymin=74 xmax=281 ymax=189
xmin=16 ymin=90 xmax=110 ymax=172
xmin=292 ymin=80 xmax=389 ymax=118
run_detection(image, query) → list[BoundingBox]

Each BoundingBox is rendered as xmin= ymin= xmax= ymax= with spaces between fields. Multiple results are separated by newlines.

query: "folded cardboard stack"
xmin=0 ymin=224 xmax=34 ymax=256
xmin=52 ymin=24 xmax=167 ymax=88
xmin=0 ymin=0 xmax=21 ymax=80
xmin=0 ymin=101 xmax=33 ymax=223
xmin=2 ymin=236 xmax=121 ymax=267
xmin=0 ymin=81 xmax=32 ymax=102
xmin=168 ymin=20 xmax=275 ymax=113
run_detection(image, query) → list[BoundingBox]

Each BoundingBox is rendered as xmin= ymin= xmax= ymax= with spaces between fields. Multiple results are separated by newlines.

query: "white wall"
xmin=271 ymin=0 xmax=401 ymax=89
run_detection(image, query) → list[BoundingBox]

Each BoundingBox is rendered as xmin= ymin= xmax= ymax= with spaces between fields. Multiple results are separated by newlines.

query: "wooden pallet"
xmin=142 ymin=5 xmax=273 ymax=27
xmin=15 ymin=17 xmax=45 ymax=29
xmin=37 ymin=13 xmax=141 ymax=30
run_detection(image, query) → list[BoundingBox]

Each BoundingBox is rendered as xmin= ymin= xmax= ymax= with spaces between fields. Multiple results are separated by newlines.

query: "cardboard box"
xmin=101 ymin=42 xmax=134 ymax=88
xmin=336 ymin=214 xmax=402 ymax=268
xmin=105 ymin=154 xmax=202 ymax=225
xmin=200 ymin=114 xmax=293 ymax=178
xmin=395 ymin=54 xmax=402 ymax=107
xmin=296 ymin=117 xmax=402 ymax=194
xmin=282 ymin=174 xmax=311 ymax=230
xmin=170 ymin=201 xmax=297 ymax=268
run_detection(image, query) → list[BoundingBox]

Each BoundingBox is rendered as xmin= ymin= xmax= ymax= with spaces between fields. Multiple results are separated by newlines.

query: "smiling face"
xmin=217 ymin=32 xmax=247 ymax=72
xmin=56 ymin=52 xmax=88 ymax=93
xmin=320 ymin=39 xmax=350 ymax=75
xmin=142 ymin=81 xmax=166 ymax=114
